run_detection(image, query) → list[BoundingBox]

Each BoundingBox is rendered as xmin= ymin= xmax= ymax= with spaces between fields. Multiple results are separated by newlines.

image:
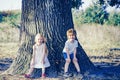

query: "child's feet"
xmin=77 ymin=72 xmax=83 ymax=78
xmin=42 ymin=73 xmax=46 ymax=78
xmin=63 ymin=72 xmax=72 ymax=77
xmin=24 ymin=74 xmax=31 ymax=78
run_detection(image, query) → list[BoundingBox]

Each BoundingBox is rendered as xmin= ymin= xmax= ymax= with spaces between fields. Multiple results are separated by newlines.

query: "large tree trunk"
xmin=6 ymin=0 xmax=96 ymax=77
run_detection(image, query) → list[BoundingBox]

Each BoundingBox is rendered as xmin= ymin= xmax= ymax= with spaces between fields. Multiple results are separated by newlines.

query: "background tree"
xmin=6 ymin=0 xmax=96 ymax=77
xmin=75 ymin=3 xmax=109 ymax=25
xmin=73 ymin=0 xmax=120 ymax=26
xmin=99 ymin=0 xmax=120 ymax=7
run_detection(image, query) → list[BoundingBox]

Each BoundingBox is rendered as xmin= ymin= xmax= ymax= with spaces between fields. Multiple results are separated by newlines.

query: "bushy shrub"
xmin=0 ymin=10 xmax=21 ymax=28
xmin=73 ymin=3 xmax=109 ymax=25
xmin=0 ymin=11 xmax=12 ymax=22
xmin=72 ymin=2 xmax=120 ymax=27
xmin=105 ymin=12 xmax=120 ymax=26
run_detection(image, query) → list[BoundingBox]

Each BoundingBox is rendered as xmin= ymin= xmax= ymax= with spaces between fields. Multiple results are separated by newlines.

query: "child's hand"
xmin=31 ymin=63 xmax=34 ymax=67
xmin=66 ymin=58 xmax=71 ymax=62
xmin=41 ymin=60 xmax=45 ymax=64
xmin=73 ymin=57 xmax=77 ymax=61
xmin=30 ymin=60 xmax=34 ymax=68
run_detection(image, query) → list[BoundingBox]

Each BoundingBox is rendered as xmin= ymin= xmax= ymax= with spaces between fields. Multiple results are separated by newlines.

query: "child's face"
xmin=37 ymin=36 xmax=44 ymax=44
xmin=68 ymin=34 xmax=75 ymax=42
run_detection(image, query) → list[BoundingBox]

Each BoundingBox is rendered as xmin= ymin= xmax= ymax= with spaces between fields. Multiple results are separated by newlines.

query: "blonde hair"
xmin=67 ymin=28 xmax=76 ymax=37
xmin=35 ymin=33 xmax=48 ymax=54
xmin=35 ymin=33 xmax=46 ymax=43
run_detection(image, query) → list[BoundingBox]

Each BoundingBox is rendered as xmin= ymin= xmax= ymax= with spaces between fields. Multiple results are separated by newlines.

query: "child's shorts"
xmin=63 ymin=52 xmax=74 ymax=59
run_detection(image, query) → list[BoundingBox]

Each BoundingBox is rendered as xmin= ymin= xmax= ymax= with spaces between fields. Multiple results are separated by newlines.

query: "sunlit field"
xmin=75 ymin=24 xmax=120 ymax=57
xmin=0 ymin=23 xmax=120 ymax=61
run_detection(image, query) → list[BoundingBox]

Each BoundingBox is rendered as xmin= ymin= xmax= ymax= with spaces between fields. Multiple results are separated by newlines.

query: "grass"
xmin=0 ymin=23 xmax=20 ymax=59
xmin=0 ymin=42 xmax=19 ymax=59
xmin=0 ymin=23 xmax=120 ymax=59
xmin=0 ymin=23 xmax=20 ymax=42
xmin=75 ymin=24 xmax=120 ymax=57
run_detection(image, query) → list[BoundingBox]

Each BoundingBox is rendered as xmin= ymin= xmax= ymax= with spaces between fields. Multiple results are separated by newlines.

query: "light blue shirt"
xmin=63 ymin=40 xmax=78 ymax=54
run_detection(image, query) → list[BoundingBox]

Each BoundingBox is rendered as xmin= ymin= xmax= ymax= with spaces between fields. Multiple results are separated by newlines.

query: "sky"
xmin=0 ymin=0 xmax=22 ymax=11
xmin=0 ymin=0 xmax=91 ymax=11
xmin=0 ymin=0 xmax=119 ymax=12
xmin=80 ymin=0 xmax=93 ymax=10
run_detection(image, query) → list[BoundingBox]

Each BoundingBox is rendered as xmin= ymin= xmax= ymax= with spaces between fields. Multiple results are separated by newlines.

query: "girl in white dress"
xmin=25 ymin=33 xmax=50 ymax=78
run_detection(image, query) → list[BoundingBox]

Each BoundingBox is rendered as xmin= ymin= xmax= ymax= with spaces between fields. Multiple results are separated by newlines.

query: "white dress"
xmin=33 ymin=43 xmax=50 ymax=68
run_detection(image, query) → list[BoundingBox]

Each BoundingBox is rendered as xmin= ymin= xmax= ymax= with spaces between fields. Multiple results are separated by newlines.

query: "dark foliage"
xmin=107 ymin=0 xmax=120 ymax=7
xmin=99 ymin=0 xmax=120 ymax=7
xmin=72 ymin=0 xmax=83 ymax=9
xmin=99 ymin=0 xmax=105 ymax=5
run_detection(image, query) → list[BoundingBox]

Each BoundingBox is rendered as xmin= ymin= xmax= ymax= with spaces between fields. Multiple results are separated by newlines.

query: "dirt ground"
xmin=0 ymin=50 xmax=120 ymax=80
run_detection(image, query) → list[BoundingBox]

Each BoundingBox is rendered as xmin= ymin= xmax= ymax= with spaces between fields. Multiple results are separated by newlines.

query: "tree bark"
xmin=6 ymin=0 xmax=96 ymax=77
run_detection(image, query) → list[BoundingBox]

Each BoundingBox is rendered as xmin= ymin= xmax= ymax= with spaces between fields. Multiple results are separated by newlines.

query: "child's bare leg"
xmin=73 ymin=59 xmax=83 ymax=78
xmin=24 ymin=67 xmax=34 ymax=78
xmin=27 ymin=59 xmax=34 ymax=74
xmin=73 ymin=59 xmax=80 ymax=72
xmin=27 ymin=67 xmax=34 ymax=74
xmin=41 ymin=68 xmax=46 ymax=78
xmin=42 ymin=68 xmax=45 ymax=74
xmin=64 ymin=59 xmax=71 ymax=72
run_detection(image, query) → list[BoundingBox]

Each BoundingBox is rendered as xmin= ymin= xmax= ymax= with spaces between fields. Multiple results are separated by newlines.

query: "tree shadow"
xmin=87 ymin=55 xmax=120 ymax=79
xmin=0 ymin=51 xmax=120 ymax=79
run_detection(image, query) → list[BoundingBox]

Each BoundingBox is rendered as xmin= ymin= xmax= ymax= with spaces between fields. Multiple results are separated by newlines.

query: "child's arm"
xmin=73 ymin=41 xmax=78 ymax=59
xmin=41 ymin=44 xmax=47 ymax=64
xmin=65 ymin=48 xmax=70 ymax=59
xmin=64 ymin=42 xmax=70 ymax=59
xmin=73 ymin=48 xmax=77 ymax=59
xmin=30 ymin=45 xmax=36 ymax=67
